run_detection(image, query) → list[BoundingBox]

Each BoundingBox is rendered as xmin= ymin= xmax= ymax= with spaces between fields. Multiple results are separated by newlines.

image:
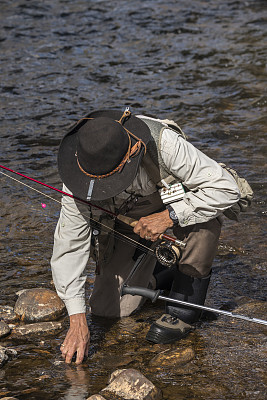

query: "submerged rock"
xmin=14 ymin=288 xmax=66 ymax=322
xmin=216 ymin=298 xmax=267 ymax=332
xmin=0 ymin=306 xmax=18 ymax=323
xmin=87 ymin=396 xmax=106 ymax=400
xmin=91 ymin=351 xmax=133 ymax=369
xmin=11 ymin=321 xmax=64 ymax=339
xmin=0 ymin=346 xmax=17 ymax=368
xmin=149 ymin=346 xmax=195 ymax=368
xmin=234 ymin=298 xmax=267 ymax=317
xmin=0 ymin=321 xmax=11 ymax=338
xmin=101 ymin=368 xmax=162 ymax=400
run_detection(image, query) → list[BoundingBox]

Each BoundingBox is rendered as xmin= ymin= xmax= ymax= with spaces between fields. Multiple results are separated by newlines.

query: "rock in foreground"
xmin=0 ymin=306 xmax=18 ymax=323
xmin=101 ymin=368 xmax=162 ymax=400
xmin=0 ymin=321 xmax=11 ymax=338
xmin=11 ymin=321 xmax=64 ymax=339
xmin=0 ymin=346 xmax=17 ymax=368
xmin=14 ymin=288 xmax=66 ymax=322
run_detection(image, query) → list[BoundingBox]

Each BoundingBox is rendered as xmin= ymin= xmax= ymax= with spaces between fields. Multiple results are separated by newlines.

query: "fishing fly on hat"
xmin=58 ymin=108 xmax=151 ymax=201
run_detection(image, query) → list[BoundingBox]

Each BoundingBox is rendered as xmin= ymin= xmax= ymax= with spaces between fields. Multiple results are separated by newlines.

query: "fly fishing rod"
xmin=0 ymin=164 xmax=185 ymax=266
xmin=121 ymin=285 xmax=267 ymax=326
xmin=2 ymin=165 xmax=266 ymax=327
xmin=0 ymin=164 xmax=114 ymax=215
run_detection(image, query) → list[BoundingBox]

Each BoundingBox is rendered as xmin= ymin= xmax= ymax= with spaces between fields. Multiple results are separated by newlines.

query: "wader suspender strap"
xmin=139 ymin=117 xmax=185 ymax=188
xmin=141 ymin=152 xmax=177 ymax=189
xmin=141 ymin=152 xmax=162 ymax=187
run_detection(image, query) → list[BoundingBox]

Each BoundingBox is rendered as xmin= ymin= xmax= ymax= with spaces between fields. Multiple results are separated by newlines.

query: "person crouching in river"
xmin=51 ymin=108 xmax=240 ymax=364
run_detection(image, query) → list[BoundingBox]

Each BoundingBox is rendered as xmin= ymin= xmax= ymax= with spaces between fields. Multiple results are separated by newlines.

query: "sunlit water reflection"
xmin=0 ymin=1 xmax=266 ymax=399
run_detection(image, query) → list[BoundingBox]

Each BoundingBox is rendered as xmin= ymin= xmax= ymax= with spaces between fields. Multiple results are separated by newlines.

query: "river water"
xmin=0 ymin=1 xmax=266 ymax=399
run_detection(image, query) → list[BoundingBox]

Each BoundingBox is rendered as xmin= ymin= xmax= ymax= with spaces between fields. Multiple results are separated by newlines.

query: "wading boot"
xmin=146 ymin=269 xmax=211 ymax=344
xmin=146 ymin=313 xmax=192 ymax=344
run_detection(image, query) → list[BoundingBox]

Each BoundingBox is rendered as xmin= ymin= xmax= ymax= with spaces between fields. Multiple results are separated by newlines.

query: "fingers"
xmin=133 ymin=211 xmax=173 ymax=241
xmin=134 ymin=218 xmax=159 ymax=242
xmin=65 ymin=345 xmax=76 ymax=364
xmin=60 ymin=341 xmax=74 ymax=364
xmin=60 ymin=325 xmax=90 ymax=364
xmin=60 ymin=341 xmax=87 ymax=364
xmin=75 ymin=344 xmax=87 ymax=365
xmin=75 ymin=340 xmax=89 ymax=365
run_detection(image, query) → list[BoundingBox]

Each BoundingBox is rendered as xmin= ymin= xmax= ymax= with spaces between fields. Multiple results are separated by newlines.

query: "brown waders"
xmin=89 ymin=192 xmax=221 ymax=344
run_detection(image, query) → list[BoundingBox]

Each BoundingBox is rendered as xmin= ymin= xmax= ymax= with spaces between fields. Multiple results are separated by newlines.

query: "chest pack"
xmin=138 ymin=116 xmax=253 ymax=222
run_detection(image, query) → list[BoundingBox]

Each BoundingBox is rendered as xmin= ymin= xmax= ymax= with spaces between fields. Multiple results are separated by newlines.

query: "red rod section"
xmin=159 ymin=233 xmax=177 ymax=244
xmin=0 ymin=164 xmax=178 ymax=244
xmin=0 ymin=164 xmax=116 ymax=217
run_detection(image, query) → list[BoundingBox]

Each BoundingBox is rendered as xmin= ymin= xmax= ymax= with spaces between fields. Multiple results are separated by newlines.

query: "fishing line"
xmin=0 ymin=170 xmax=154 ymax=257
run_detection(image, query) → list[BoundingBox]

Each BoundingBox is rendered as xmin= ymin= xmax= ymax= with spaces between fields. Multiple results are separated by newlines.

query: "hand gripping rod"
xmin=117 ymin=214 xmax=186 ymax=248
xmin=121 ymin=285 xmax=267 ymax=327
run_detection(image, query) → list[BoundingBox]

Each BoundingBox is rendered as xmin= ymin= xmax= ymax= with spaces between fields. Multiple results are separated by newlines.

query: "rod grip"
xmin=117 ymin=214 xmax=138 ymax=227
xmin=121 ymin=285 xmax=161 ymax=303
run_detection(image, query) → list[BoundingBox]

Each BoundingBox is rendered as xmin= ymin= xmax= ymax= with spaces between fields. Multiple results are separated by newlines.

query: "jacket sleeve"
xmin=50 ymin=185 xmax=91 ymax=316
xmin=160 ymin=129 xmax=240 ymax=226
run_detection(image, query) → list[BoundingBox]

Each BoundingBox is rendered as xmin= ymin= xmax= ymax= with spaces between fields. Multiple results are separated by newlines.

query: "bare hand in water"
xmin=60 ymin=313 xmax=90 ymax=364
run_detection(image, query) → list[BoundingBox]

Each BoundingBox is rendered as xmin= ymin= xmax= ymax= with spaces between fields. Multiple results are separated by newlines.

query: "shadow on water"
xmin=0 ymin=0 xmax=266 ymax=399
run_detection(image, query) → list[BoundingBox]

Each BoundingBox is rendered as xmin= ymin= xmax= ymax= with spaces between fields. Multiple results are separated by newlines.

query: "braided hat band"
xmin=75 ymin=110 xmax=147 ymax=179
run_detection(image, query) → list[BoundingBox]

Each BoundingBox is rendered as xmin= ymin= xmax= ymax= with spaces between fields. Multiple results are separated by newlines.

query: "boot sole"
xmin=146 ymin=324 xmax=192 ymax=344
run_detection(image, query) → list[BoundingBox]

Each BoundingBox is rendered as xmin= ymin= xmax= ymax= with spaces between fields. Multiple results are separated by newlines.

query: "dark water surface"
xmin=0 ymin=1 xmax=266 ymax=399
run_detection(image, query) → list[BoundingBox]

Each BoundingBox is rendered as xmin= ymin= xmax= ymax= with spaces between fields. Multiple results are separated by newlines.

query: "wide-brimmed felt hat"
xmin=58 ymin=109 xmax=151 ymax=201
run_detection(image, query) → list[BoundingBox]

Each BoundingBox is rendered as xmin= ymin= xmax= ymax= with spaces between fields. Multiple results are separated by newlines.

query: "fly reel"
xmin=155 ymin=241 xmax=181 ymax=267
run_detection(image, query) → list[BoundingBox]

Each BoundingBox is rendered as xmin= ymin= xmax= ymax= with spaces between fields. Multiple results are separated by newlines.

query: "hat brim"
xmin=58 ymin=110 xmax=151 ymax=201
